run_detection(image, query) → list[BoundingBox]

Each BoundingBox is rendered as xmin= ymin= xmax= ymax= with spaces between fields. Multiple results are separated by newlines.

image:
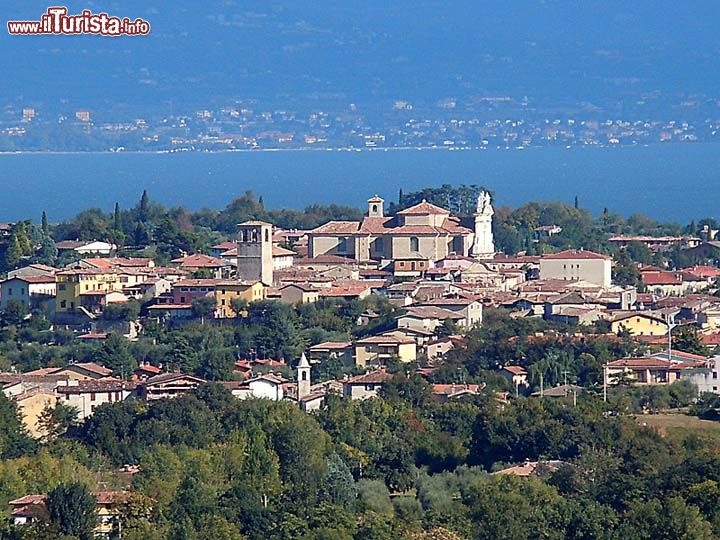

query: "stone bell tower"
xmin=471 ymin=191 xmax=495 ymax=259
xmin=237 ymin=220 xmax=273 ymax=285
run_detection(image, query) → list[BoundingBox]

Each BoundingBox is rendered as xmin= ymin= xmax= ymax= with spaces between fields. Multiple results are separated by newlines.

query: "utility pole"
xmin=603 ymin=363 xmax=608 ymax=403
xmin=666 ymin=314 xmax=679 ymax=362
xmin=540 ymin=372 xmax=544 ymax=397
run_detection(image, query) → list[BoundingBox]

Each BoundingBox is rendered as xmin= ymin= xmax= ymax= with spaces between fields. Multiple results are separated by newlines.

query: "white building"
xmin=0 ymin=276 xmax=56 ymax=309
xmin=55 ymin=240 xmax=116 ymax=255
xmin=56 ymin=379 xmax=137 ymax=420
xmin=539 ymin=249 xmax=612 ymax=287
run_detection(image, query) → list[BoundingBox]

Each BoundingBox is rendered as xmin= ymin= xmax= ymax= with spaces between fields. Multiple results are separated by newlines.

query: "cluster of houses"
xmin=2 ymin=193 xmax=720 ymax=425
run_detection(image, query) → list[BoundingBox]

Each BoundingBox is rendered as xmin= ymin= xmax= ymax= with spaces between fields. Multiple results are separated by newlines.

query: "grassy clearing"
xmin=637 ymin=413 xmax=720 ymax=437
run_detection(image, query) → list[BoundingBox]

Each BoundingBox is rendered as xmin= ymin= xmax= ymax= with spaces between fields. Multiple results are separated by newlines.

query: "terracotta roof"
xmin=402 ymin=306 xmax=464 ymax=320
xmin=171 ymin=254 xmax=227 ymax=268
xmin=280 ymin=282 xmax=319 ymax=292
xmin=502 ymin=365 xmax=527 ymax=376
xmin=212 ymin=241 xmax=237 ymax=250
xmin=420 ymin=297 xmax=478 ymax=306
xmin=358 ymin=216 xmax=394 ymax=234
xmin=9 ymin=495 xmax=45 ymax=506
xmin=144 ymin=373 xmax=206 ymax=385
xmin=56 ymin=362 xmax=113 ymax=377
xmin=431 ymin=383 xmax=481 ymax=396
xmin=641 ymin=272 xmax=683 ymax=286
xmin=272 ymin=245 xmax=296 ymax=257
xmin=397 ymin=200 xmax=450 ymax=215
xmin=4 ymin=275 xmax=56 ymax=284
xmin=541 ymin=249 xmax=610 ymax=260
xmin=135 ymin=363 xmax=162 ymax=374
xmin=345 ymin=369 xmax=394 ymax=384
xmin=356 ymin=334 xmax=415 ymax=345
xmin=78 ymin=332 xmax=109 ymax=340
xmin=56 ymin=378 xmax=137 ymax=393
xmin=607 ymin=357 xmax=674 ymax=369
xmin=319 ymin=287 xmax=369 ymax=298
xmin=685 ymin=265 xmax=720 ymax=278
xmin=309 ymin=341 xmax=352 ymax=351
xmin=309 ymin=221 xmax=361 ymax=235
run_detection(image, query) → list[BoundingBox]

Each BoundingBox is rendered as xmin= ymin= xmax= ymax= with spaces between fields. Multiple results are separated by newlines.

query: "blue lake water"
xmin=0 ymin=145 xmax=717 ymax=223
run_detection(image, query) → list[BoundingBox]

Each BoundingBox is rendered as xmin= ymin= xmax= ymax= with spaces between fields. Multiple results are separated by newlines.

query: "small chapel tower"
xmin=368 ymin=195 xmax=384 ymax=217
xmin=472 ymin=191 xmax=495 ymax=259
xmin=297 ymin=352 xmax=311 ymax=400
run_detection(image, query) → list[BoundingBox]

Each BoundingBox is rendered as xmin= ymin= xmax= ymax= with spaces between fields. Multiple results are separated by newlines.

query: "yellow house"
xmin=14 ymin=389 xmax=57 ymax=438
xmin=354 ymin=333 xmax=417 ymax=367
xmin=214 ymin=280 xmax=265 ymax=318
xmin=609 ymin=312 xmax=669 ymax=336
xmin=55 ymin=269 xmax=121 ymax=314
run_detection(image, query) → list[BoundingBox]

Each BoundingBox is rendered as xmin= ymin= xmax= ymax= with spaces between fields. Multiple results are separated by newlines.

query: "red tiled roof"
xmin=541 ymin=249 xmax=610 ymax=260
xmin=309 ymin=221 xmax=360 ymax=235
xmin=56 ymin=378 xmax=137 ymax=393
xmin=641 ymin=272 xmax=683 ymax=286
xmin=431 ymin=383 xmax=481 ymax=395
xmin=397 ymin=201 xmax=450 ymax=215
xmin=212 ymin=241 xmax=237 ymax=250
xmin=6 ymin=275 xmax=56 ymax=284
xmin=171 ymin=254 xmax=226 ymax=268
xmin=345 ymin=370 xmax=394 ymax=384
xmin=356 ymin=334 xmax=415 ymax=345
xmin=502 ymin=365 xmax=527 ymax=376
xmin=607 ymin=357 xmax=674 ymax=369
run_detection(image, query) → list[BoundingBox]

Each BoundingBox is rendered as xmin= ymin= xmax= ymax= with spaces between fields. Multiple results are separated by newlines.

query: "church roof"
xmin=309 ymin=221 xmax=360 ymax=235
xmin=297 ymin=353 xmax=310 ymax=369
xmin=397 ymin=200 xmax=450 ymax=215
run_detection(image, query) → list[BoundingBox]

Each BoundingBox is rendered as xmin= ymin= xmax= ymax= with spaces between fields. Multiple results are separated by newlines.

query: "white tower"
xmin=472 ymin=191 xmax=495 ymax=259
xmin=297 ymin=352 xmax=311 ymax=400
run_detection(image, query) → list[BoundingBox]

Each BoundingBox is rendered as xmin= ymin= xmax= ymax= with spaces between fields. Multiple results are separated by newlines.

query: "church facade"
xmin=308 ymin=194 xmax=494 ymax=264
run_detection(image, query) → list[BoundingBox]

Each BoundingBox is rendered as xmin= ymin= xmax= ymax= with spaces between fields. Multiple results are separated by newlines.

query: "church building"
xmin=307 ymin=194 xmax=487 ymax=263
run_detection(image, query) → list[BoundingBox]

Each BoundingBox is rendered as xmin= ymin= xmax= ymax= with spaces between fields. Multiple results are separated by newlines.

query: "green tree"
xmin=192 ymin=296 xmax=217 ymax=323
xmin=95 ymin=333 xmax=137 ymax=378
xmin=618 ymin=497 xmax=714 ymax=540
xmin=4 ymin=235 xmax=23 ymax=268
xmin=139 ymin=190 xmax=150 ymax=222
xmin=41 ymin=211 xmax=49 ymax=237
xmin=38 ymin=401 xmax=79 ymax=441
xmin=673 ymin=327 xmax=710 ymax=356
xmin=46 ymin=482 xmax=97 ymax=540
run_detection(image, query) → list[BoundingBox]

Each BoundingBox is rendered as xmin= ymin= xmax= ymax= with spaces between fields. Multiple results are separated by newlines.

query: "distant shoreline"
xmin=0 ymin=142 xmax=710 ymax=156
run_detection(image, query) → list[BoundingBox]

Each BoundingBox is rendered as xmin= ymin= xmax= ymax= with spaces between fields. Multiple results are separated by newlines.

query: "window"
xmin=90 ymin=393 xmax=96 ymax=401
xmin=60 ymin=300 xmax=67 ymax=308
xmin=7 ymin=288 xmax=11 ymax=296
xmin=265 ymin=229 xmax=270 ymax=242
xmin=410 ymin=237 xmax=419 ymax=252
xmin=375 ymin=237 xmax=384 ymax=253
xmin=302 ymin=371 xmax=308 ymax=381
xmin=713 ymin=372 xmax=718 ymax=380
